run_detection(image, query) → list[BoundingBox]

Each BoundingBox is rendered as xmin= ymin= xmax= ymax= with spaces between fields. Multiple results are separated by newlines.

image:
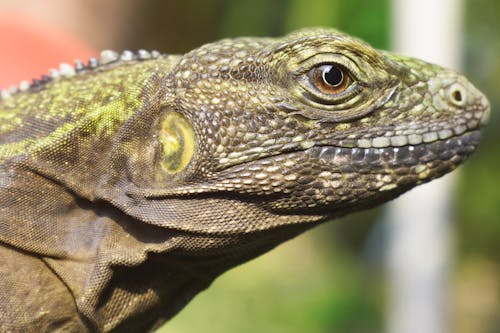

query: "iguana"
xmin=0 ymin=28 xmax=490 ymax=332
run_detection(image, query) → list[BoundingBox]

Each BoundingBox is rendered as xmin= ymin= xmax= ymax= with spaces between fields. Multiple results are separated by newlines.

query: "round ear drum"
xmin=159 ymin=112 xmax=195 ymax=174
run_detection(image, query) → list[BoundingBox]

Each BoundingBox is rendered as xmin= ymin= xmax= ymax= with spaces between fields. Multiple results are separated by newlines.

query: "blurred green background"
xmin=1 ymin=0 xmax=498 ymax=332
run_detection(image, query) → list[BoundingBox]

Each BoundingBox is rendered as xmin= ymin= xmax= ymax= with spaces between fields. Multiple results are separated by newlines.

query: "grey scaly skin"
xmin=0 ymin=28 xmax=490 ymax=332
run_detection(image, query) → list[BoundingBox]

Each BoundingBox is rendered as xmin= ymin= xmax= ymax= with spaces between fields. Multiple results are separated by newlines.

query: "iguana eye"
xmin=309 ymin=64 xmax=351 ymax=95
xmin=159 ymin=112 xmax=195 ymax=174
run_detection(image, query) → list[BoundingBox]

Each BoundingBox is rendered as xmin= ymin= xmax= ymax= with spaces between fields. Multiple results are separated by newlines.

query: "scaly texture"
xmin=0 ymin=28 xmax=490 ymax=332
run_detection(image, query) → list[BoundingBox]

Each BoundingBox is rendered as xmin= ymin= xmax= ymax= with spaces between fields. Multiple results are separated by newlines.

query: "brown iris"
xmin=311 ymin=64 xmax=351 ymax=95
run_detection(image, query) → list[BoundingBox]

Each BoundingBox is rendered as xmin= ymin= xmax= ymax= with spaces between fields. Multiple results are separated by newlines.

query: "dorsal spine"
xmin=0 ymin=49 xmax=162 ymax=100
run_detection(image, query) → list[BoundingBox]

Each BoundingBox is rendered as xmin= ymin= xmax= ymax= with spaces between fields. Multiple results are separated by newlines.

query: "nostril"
xmin=452 ymin=90 xmax=463 ymax=103
xmin=447 ymin=83 xmax=467 ymax=107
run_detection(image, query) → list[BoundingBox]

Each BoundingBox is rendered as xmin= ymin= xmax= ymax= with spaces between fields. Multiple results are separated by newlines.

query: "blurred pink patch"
xmin=0 ymin=11 xmax=96 ymax=88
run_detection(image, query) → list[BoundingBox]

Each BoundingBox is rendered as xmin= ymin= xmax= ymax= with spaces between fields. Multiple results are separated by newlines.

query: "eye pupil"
xmin=322 ymin=65 xmax=343 ymax=87
xmin=310 ymin=63 xmax=351 ymax=95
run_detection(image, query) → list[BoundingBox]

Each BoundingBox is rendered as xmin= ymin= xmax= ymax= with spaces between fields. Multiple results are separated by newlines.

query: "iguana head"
xmin=116 ymin=28 xmax=489 ymax=232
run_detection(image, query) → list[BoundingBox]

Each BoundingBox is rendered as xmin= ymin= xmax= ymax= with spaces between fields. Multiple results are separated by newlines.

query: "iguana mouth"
xmin=304 ymin=130 xmax=480 ymax=168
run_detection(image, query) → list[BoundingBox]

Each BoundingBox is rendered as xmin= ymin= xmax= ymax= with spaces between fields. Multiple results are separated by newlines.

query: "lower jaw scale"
xmin=308 ymin=131 xmax=480 ymax=167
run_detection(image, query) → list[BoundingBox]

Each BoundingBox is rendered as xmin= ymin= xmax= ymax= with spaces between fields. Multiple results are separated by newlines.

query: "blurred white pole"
xmin=387 ymin=1 xmax=464 ymax=333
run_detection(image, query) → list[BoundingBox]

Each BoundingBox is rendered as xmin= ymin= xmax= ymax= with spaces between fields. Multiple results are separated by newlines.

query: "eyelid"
xmin=302 ymin=78 xmax=361 ymax=105
xmin=293 ymin=53 xmax=362 ymax=80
